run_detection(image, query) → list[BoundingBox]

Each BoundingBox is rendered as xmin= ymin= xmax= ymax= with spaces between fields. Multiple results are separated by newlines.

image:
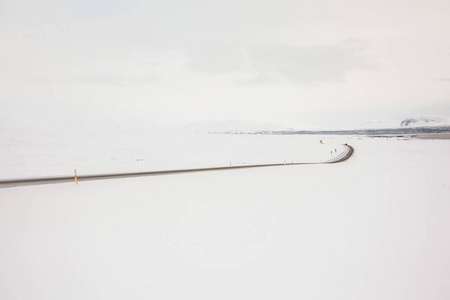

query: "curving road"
xmin=0 ymin=145 xmax=354 ymax=189
xmin=327 ymin=144 xmax=354 ymax=163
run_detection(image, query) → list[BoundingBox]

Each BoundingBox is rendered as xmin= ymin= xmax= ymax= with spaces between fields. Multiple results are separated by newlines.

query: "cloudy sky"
xmin=1 ymin=0 xmax=450 ymax=129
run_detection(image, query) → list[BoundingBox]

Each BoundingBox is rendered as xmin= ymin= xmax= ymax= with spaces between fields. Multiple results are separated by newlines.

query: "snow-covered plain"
xmin=0 ymin=129 xmax=339 ymax=179
xmin=1 ymin=131 xmax=450 ymax=299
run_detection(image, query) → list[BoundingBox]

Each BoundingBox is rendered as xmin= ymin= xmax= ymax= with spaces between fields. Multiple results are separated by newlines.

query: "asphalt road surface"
xmin=0 ymin=145 xmax=353 ymax=189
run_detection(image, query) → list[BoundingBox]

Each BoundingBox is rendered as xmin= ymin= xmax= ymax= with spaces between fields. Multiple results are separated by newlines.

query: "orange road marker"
xmin=74 ymin=169 xmax=78 ymax=185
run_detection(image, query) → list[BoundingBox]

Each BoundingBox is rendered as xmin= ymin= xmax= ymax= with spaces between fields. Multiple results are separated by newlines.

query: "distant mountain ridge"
xmin=400 ymin=116 xmax=449 ymax=127
xmin=248 ymin=126 xmax=450 ymax=136
xmin=184 ymin=116 xmax=450 ymax=135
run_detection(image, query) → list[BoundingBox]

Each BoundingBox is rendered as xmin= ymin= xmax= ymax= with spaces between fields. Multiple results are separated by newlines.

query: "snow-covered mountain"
xmin=400 ymin=116 xmax=450 ymax=127
xmin=183 ymin=116 xmax=450 ymax=134
xmin=332 ymin=116 xmax=450 ymax=130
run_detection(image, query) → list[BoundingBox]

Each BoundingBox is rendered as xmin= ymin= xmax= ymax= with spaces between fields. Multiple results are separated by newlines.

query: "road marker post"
xmin=74 ymin=169 xmax=78 ymax=185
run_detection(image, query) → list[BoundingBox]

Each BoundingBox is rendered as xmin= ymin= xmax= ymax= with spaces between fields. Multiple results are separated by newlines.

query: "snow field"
xmin=1 ymin=133 xmax=450 ymax=299
xmin=0 ymin=130 xmax=337 ymax=179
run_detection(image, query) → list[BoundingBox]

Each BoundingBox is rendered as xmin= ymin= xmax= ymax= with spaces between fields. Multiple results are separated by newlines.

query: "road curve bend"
xmin=0 ymin=144 xmax=354 ymax=189
xmin=326 ymin=144 xmax=354 ymax=164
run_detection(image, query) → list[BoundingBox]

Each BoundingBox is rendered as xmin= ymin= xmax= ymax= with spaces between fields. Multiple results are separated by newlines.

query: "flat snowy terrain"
xmin=1 ymin=132 xmax=450 ymax=299
xmin=0 ymin=130 xmax=336 ymax=179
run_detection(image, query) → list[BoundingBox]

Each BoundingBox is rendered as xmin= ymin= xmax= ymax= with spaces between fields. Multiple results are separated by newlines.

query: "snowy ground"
xmin=1 ymin=131 xmax=450 ymax=299
xmin=0 ymin=129 xmax=338 ymax=179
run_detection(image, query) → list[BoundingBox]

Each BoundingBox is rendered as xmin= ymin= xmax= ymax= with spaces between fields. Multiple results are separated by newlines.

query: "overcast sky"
xmin=1 ymin=0 xmax=450 ymax=130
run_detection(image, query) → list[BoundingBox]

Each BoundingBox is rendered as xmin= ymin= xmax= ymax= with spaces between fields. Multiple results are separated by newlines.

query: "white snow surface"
xmin=0 ymin=129 xmax=337 ymax=179
xmin=1 ymin=131 xmax=450 ymax=300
